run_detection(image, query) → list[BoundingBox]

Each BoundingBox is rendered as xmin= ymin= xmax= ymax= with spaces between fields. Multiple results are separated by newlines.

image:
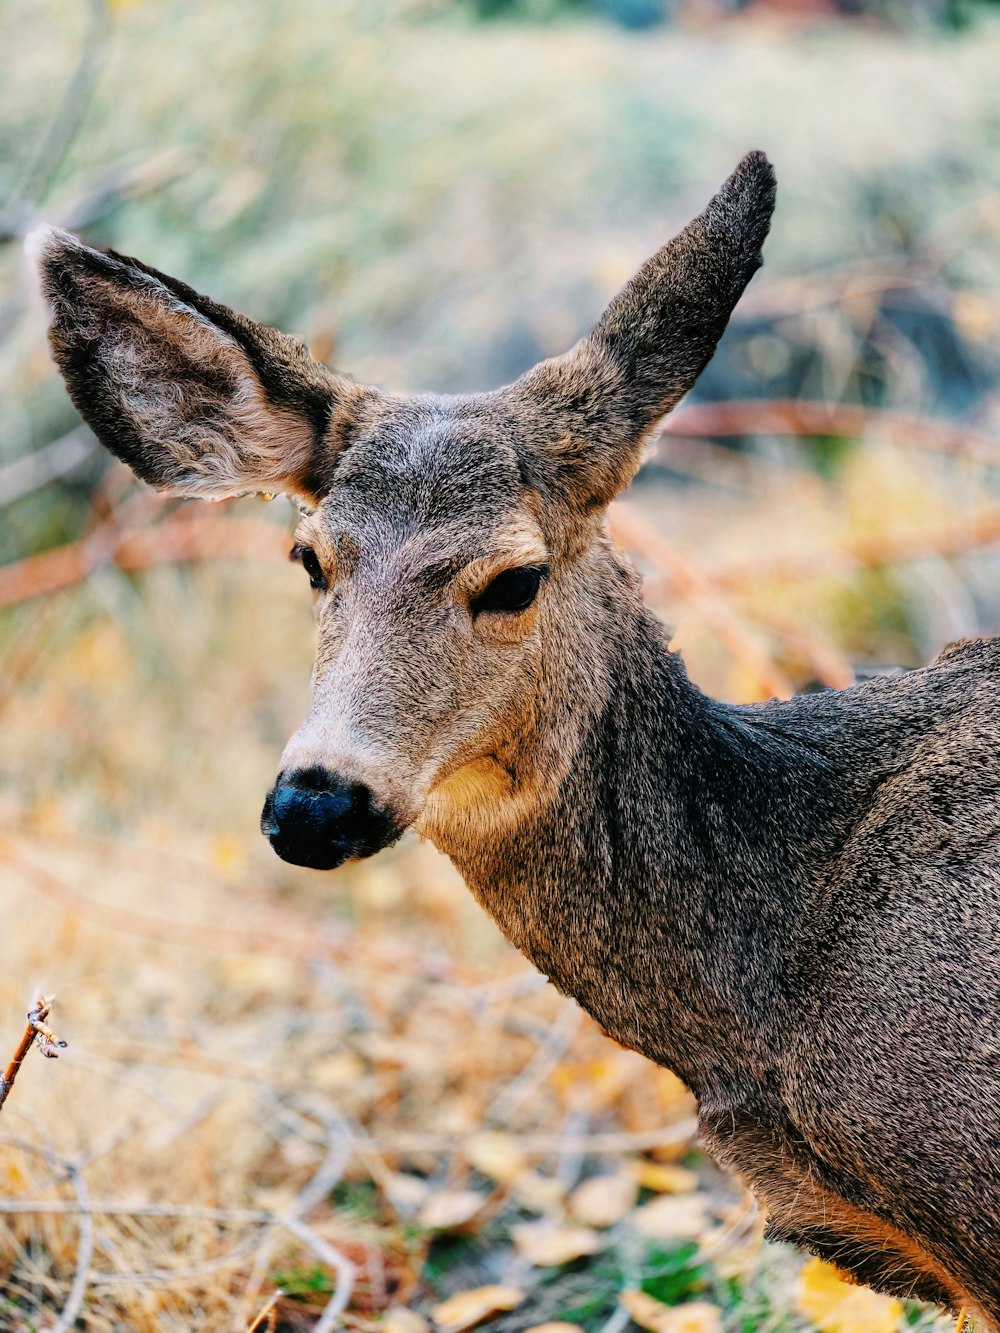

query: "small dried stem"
xmin=247 ymin=1289 xmax=282 ymax=1333
xmin=0 ymin=998 xmax=68 ymax=1112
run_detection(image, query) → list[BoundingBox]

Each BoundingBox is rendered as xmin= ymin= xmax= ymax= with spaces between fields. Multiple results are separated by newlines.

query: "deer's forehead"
xmin=318 ymin=404 xmax=528 ymax=534
xmin=303 ymin=407 xmax=543 ymax=574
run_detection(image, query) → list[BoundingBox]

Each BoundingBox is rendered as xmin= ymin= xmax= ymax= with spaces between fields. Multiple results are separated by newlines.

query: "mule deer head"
xmin=29 ymin=152 xmax=775 ymax=871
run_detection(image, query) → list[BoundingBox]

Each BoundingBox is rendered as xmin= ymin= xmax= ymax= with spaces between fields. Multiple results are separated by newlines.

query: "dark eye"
xmin=290 ymin=544 xmax=328 ymax=592
xmin=472 ymin=564 xmax=548 ymax=616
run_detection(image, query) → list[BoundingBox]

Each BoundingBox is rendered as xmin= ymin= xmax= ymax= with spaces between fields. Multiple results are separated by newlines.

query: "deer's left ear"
xmin=28 ymin=227 xmax=380 ymax=505
xmin=511 ymin=151 xmax=776 ymax=513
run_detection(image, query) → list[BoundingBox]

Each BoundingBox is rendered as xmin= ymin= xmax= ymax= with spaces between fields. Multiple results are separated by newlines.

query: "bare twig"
xmin=487 ymin=1003 xmax=581 ymax=1125
xmin=0 ymin=508 xmax=288 ymax=609
xmin=0 ymin=1137 xmax=91 ymax=1328
xmin=660 ymin=399 xmax=1000 ymax=465
xmin=0 ymin=430 xmax=96 ymax=508
xmin=247 ymin=1288 xmax=282 ymax=1333
xmin=53 ymin=1162 xmax=92 ymax=1333
xmin=2 ymin=845 xmax=334 ymax=963
xmin=711 ymin=507 xmax=1000 ymax=591
xmin=608 ymin=502 xmax=794 ymax=699
xmin=0 ymin=998 xmax=68 ymax=1113
xmin=0 ymin=1101 xmax=356 ymax=1326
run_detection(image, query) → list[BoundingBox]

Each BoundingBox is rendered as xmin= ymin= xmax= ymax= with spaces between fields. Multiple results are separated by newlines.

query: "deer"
xmin=28 ymin=152 xmax=1000 ymax=1324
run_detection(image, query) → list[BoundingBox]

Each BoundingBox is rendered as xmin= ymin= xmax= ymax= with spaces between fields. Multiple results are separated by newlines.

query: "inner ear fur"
xmin=29 ymin=227 xmax=378 ymax=504
xmin=511 ymin=151 xmax=777 ymax=511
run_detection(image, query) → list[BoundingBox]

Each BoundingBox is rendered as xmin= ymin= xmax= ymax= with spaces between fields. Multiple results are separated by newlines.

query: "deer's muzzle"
xmin=261 ymin=766 xmax=402 ymax=870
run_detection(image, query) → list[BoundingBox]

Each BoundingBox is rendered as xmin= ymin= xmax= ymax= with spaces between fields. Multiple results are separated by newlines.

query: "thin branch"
xmin=0 ymin=509 xmax=288 ymax=609
xmin=279 ymin=1216 xmax=354 ymax=1333
xmin=53 ymin=1164 xmax=93 ymax=1333
xmin=0 ymin=430 xmax=96 ymax=508
xmin=608 ymin=503 xmax=795 ymax=699
xmin=0 ymin=999 xmax=68 ymax=1112
xmin=247 ymin=1288 xmax=282 ymax=1333
xmin=711 ymin=507 xmax=1000 ymax=591
xmin=661 ymin=399 xmax=1000 ymax=465
xmin=2 ymin=845 xmax=334 ymax=963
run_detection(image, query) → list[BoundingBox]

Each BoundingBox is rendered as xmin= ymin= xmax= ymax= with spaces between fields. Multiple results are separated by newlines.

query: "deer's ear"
xmin=513 ymin=152 xmax=776 ymax=512
xmin=28 ymin=227 xmax=378 ymax=505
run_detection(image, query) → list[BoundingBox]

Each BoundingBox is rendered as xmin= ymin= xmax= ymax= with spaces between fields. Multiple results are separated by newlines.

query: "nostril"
xmin=271 ymin=781 xmax=352 ymax=828
xmin=286 ymin=765 xmax=340 ymax=794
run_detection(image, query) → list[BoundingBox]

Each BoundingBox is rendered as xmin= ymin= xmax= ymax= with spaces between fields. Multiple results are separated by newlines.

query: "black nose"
xmin=261 ymin=767 xmax=400 ymax=871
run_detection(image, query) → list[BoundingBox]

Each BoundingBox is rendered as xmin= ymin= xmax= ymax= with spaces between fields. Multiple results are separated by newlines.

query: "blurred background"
xmin=2 ymin=1 xmax=1000 ymax=1329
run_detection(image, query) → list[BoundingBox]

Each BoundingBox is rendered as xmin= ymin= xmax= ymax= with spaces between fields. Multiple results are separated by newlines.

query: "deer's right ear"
xmin=27 ymin=227 xmax=379 ymax=505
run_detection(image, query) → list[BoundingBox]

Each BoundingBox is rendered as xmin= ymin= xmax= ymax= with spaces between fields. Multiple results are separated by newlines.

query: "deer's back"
xmin=763 ymin=636 xmax=1000 ymax=1290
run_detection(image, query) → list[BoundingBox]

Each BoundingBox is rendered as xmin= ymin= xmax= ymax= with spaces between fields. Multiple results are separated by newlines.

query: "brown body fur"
xmin=30 ymin=154 xmax=1000 ymax=1317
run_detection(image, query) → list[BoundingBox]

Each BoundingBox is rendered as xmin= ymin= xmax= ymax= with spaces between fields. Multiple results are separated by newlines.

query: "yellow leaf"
xmin=431 ymin=1285 xmax=525 ymax=1332
xmin=569 ymin=1172 xmax=637 ymax=1227
xmin=417 ymin=1189 xmax=487 ymax=1230
xmin=524 ymin=1325 xmax=580 ymax=1333
xmin=620 ymin=1292 xmax=722 ymax=1333
xmin=211 ymin=834 xmax=245 ymax=876
xmin=653 ymin=1068 xmax=694 ymax=1114
xmin=632 ymin=1193 xmax=710 ymax=1241
xmin=631 ymin=1162 xmax=699 ymax=1194
xmin=511 ymin=1221 xmax=601 ymax=1266
xmin=796 ymin=1257 xmax=903 ymax=1333
xmin=466 ymin=1131 xmax=525 ymax=1183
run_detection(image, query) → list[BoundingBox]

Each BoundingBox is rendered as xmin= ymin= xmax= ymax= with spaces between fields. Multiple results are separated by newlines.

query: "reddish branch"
xmin=0 ymin=997 xmax=67 ymax=1112
xmin=662 ymin=398 xmax=1000 ymax=462
xmin=0 ymin=509 xmax=288 ymax=609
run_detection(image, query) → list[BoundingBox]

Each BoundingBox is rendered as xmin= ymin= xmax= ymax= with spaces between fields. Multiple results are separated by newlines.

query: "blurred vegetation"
xmin=0 ymin=1 xmax=999 ymax=1329
xmin=465 ymin=0 xmax=1000 ymax=29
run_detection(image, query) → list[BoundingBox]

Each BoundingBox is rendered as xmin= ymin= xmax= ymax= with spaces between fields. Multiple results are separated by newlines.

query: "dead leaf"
xmin=620 ymin=1292 xmax=722 ymax=1333
xmin=511 ymin=1170 xmax=566 ymax=1212
xmin=569 ymin=1172 xmax=637 ymax=1227
xmin=796 ymin=1257 xmax=903 ymax=1333
xmin=311 ymin=1051 xmax=365 ymax=1092
xmin=631 ymin=1161 xmax=699 ymax=1194
xmin=667 ymin=1306 xmax=723 ymax=1333
xmin=524 ymin=1325 xmax=580 ymax=1333
xmin=431 ymin=1285 xmax=525 ymax=1332
xmin=384 ymin=1172 xmax=431 ymax=1214
xmin=511 ymin=1221 xmax=602 ymax=1266
xmin=384 ymin=1309 xmax=432 ymax=1333
xmin=417 ymin=1189 xmax=487 ymax=1230
xmin=632 ymin=1193 xmax=710 ymax=1240
xmin=466 ymin=1131 xmax=525 ymax=1183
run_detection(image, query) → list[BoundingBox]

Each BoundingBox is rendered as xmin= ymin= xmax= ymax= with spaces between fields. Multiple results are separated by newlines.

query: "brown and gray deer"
xmin=29 ymin=153 xmax=1000 ymax=1322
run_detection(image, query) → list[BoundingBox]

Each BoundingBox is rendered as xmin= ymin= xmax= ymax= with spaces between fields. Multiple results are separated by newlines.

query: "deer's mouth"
xmin=261 ymin=767 xmax=404 ymax=870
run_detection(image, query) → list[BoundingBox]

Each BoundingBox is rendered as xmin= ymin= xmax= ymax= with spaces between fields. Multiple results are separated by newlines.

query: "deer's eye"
xmin=472 ymin=564 xmax=548 ymax=616
xmin=290 ymin=545 xmax=328 ymax=592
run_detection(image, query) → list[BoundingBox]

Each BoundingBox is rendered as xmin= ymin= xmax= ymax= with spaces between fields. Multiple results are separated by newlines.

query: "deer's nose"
xmin=261 ymin=767 xmax=400 ymax=870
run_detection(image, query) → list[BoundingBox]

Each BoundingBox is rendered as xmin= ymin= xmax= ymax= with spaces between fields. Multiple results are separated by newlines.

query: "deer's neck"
xmin=430 ymin=569 xmax=852 ymax=1098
